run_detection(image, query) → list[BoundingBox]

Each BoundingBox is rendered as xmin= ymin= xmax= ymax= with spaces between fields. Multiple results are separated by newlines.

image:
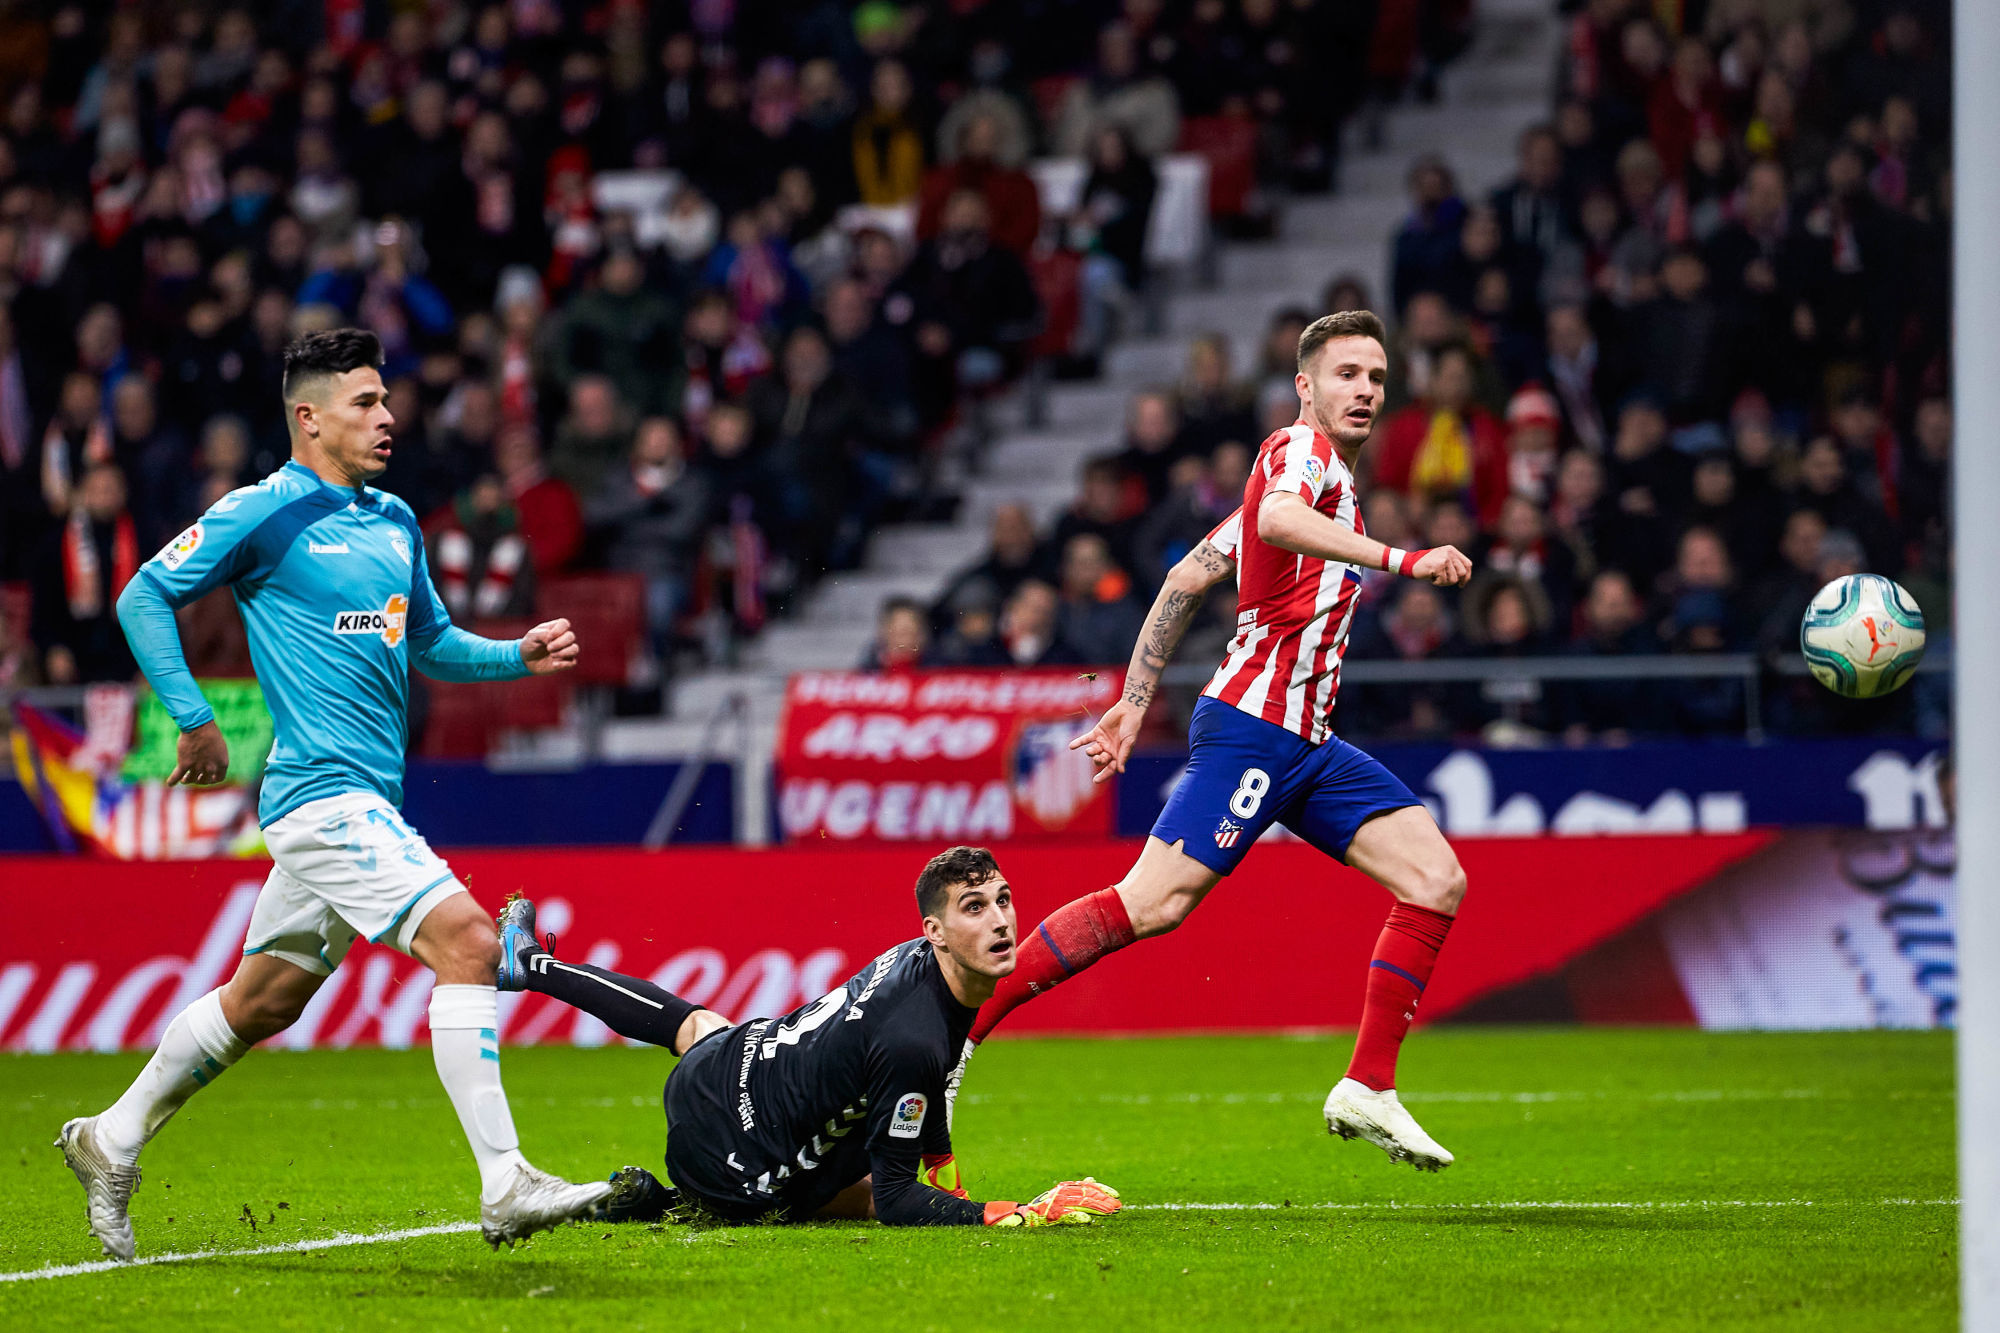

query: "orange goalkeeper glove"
xmin=982 ymin=1178 xmax=1122 ymax=1227
xmin=922 ymin=1153 xmax=969 ymax=1199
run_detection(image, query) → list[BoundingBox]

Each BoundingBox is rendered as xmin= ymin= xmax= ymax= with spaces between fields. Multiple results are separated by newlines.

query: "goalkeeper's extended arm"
xmin=870 ymin=1153 xmax=1121 ymax=1227
xmin=869 ymin=1150 xmax=990 ymax=1226
xmin=979 ymin=1178 xmax=1123 ymax=1227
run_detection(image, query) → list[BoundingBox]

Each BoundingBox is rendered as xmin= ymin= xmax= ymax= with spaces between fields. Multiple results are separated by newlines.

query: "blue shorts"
xmin=1151 ymin=697 xmax=1422 ymax=875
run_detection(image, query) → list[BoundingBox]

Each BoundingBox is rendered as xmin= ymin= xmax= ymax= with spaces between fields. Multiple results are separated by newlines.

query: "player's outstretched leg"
xmin=944 ymin=839 xmax=1216 ymax=1129
xmin=412 ymin=893 xmax=611 ymax=1247
xmin=967 ymin=837 xmax=1219 ymax=1047
xmin=495 ymin=895 xmax=721 ymax=1052
xmin=965 ymin=885 xmax=1136 ymax=1045
xmin=1326 ymin=806 xmax=1464 ymax=1171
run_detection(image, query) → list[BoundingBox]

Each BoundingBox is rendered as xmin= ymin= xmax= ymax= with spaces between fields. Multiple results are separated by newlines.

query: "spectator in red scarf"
xmin=1373 ymin=345 xmax=1510 ymax=527
xmin=428 ymin=473 xmax=537 ymax=622
xmin=1503 ymin=384 xmax=1564 ymax=502
xmin=31 ymin=462 xmax=138 ymax=684
xmin=1650 ymin=36 xmax=1725 ymax=180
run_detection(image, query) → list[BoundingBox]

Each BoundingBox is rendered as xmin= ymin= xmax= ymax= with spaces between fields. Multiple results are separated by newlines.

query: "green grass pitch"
xmin=0 ymin=1029 xmax=1955 ymax=1330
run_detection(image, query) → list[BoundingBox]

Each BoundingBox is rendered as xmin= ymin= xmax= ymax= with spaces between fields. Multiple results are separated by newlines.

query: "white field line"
xmin=2 ymin=1198 xmax=1960 ymax=1282
xmin=958 ymin=1087 xmax=1948 ymax=1107
xmin=0 ymin=1221 xmax=480 ymax=1284
xmin=14 ymin=1089 xmax=1951 ymax=1117
xmin=1128 ymin=1198 xmax=1959 ymax=1212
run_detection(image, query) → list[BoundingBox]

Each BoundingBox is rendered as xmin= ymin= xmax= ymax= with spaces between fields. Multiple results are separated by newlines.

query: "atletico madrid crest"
xmin=1214 ymin=818 xmax=1243 ymax=849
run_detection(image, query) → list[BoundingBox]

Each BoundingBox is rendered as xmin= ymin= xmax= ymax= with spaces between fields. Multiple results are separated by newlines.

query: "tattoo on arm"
xmin=1190 ymin=541 xmax=1235 ymax=580
xmin=1124 ymin=586 xmax=1204 ymax=707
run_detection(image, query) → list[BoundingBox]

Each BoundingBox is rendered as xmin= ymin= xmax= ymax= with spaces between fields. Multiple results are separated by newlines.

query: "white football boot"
xmin=57 ymin=1116 xmax=142 ymax=1260
xmin=480 ymin=1163 xmax=614 ymax=1248
xmin=1323 ymin=1078 xmax=1454 ymax=1172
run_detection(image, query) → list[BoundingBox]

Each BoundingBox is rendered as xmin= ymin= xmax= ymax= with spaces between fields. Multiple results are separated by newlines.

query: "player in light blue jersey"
xmin=57 ymin=329 xmax=610 ymax=1259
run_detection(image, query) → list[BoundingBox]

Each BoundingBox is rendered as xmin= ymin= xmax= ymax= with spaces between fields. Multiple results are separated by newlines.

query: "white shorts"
xmin=242 ymin=793 xmax=465 ymax=976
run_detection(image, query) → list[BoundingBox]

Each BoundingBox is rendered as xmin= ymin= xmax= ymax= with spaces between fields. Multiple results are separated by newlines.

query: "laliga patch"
xmin=1302 ymin=454 xmax=1326 ymax=493
xmin=889 ymin=1092 xmax=927 ymax=1139
xmin=159 ymin=523 xmax=204 ymax=571
xmin=334 ymin=594 xmax=409 ymax=646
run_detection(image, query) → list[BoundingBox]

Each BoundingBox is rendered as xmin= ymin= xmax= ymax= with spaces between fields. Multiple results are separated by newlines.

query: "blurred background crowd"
xmin=910 ymin=0 xmax=1952 ymax=743
xmin=0 ymin=0 xmax=1401 ymax=714
xmin=0 ymin=0 xmax=1951 ymax=749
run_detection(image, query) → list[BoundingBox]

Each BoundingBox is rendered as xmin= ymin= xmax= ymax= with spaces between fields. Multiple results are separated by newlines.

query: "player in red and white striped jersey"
xmin=950 ymin=312 xmax=1476 ymax=1173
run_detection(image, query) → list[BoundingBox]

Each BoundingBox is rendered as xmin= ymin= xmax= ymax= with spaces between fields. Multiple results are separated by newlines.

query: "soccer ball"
xmin=1799 ymin=574 xmax=1926 ymax=698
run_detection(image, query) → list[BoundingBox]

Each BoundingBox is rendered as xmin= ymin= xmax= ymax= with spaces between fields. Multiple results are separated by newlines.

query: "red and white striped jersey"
xmin=1198 ymin=419 xmax=1366 ymax=743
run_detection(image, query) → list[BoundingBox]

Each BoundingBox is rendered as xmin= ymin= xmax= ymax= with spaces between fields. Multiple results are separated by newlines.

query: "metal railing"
xmin=1159 ymin=651 xmax=1950 ymax=743
xmin=5 ymin=652 xmax=1952 ymax=848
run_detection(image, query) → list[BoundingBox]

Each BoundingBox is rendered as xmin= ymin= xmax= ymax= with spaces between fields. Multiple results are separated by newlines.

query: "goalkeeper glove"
xmin=982 ymin=1178 xmax=1122 ymax=1227
xmin=921 ymin=1153 xmax=969 ymax=1199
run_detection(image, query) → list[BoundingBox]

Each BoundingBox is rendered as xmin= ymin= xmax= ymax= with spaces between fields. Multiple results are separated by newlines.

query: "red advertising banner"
xmin=775 ymin=669 xmax=1124 ymax=844
xmin=0 ymin=834 xmax=1774 ymax=1052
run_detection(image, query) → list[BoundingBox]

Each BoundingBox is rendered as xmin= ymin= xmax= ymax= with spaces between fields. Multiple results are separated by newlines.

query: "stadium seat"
xmin=1026 ymin=249 xmax=1082 ymax=361
xmin=473 ymin=616 xmax=571 ymax=731
xmin=416 ymin=680 xmax=497 ymax=759
xmin=415 ymin=617 xmax=572 ymax=756
xmin=537 ymin=573 xmax=645 ymax=688
xmin=1029 ymin=75 xmax=1080 ymax=135
xmin=1176 ymin=116 xmax=1258 ymax=220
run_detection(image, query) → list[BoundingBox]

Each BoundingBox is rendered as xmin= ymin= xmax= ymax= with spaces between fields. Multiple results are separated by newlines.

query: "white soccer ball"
xmin=1799 ymin=573 xmax=1926 ymax=699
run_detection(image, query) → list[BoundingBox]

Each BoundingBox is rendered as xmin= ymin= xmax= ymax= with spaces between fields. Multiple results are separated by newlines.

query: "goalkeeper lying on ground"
xmin=495 ymin=845 xmax=1121 ymax=1228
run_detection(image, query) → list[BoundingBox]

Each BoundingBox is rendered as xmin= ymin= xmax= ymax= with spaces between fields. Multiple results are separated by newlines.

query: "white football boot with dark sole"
xmin=57 ymin=1116 xmax=141 ymax=1260
xmin=480 ymin=1163 xmax=614 ymax=1248
xmin=1323 ymin=1078 xmax=1454 ymax=1172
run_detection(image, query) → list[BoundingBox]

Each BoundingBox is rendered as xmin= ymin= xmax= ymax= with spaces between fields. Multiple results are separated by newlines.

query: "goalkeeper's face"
xmin=928 ymin=877 xmax=1018 ymax=980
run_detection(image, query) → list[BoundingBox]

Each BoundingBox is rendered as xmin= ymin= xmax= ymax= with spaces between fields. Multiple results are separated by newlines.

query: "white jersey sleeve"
xmin=1265 ymin=423 xmax=1334 ymax=505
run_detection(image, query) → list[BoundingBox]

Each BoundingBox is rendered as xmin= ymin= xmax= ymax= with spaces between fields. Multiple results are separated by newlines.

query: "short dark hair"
xmin=282 ymin=329 xmax=384 ymax=404
xmin=915 ymin=846 xmax=1001 ymax=919
xmin=1296 ymin=310 xmax=1388 ymax=372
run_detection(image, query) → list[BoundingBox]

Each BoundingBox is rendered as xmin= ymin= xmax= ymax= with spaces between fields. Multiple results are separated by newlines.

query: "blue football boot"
xmin=495 ymin=894 xmax=542 ymax=993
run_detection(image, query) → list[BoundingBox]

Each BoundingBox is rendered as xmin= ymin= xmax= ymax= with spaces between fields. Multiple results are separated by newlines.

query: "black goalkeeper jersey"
xmin=661 ymin=939 xmax=985 ymax=1225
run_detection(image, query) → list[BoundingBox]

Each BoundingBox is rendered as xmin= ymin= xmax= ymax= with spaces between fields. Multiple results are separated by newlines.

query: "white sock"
xmin=428 ymin=984 xmax=530 ymax=1201
xmin=96 ymin=989 xmax=249 ymax=1163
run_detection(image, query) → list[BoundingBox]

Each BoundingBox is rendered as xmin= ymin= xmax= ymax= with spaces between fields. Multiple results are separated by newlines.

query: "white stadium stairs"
xmin=604 ymin=0 xmax=1562 ymax=842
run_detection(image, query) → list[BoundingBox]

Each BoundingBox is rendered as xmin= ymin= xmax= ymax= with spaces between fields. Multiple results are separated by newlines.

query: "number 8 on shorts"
xmin=1230 ymin=768 xmax=1271 ymax=819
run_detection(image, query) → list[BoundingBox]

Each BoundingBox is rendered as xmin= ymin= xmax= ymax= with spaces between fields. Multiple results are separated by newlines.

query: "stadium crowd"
xmin=917 ymin=0 xmax=1952 ymax=742
xmin=0 ymin=0 xmax=1950 ymax=746
xmin=0 ymin=0 xmax=1400 ymax=713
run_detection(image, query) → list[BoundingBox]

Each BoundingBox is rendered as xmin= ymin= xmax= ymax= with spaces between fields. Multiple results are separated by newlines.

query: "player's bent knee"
xmin=1409 ymin=859 xmax=1468 ymax=914
xmin=1122 ymin=885 xmax=1198 ymax=938
xmin=440 ymin=920 xmax=503 ymax=978
xmin=412 ymin=893 xmax=503 ymax=982
xmin=223 ymin=985 xmax=310 ymax=1044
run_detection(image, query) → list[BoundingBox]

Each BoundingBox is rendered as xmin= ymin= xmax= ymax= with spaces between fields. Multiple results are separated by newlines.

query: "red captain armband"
xmin=1383 ymin=547 xmax=1429 ymax=577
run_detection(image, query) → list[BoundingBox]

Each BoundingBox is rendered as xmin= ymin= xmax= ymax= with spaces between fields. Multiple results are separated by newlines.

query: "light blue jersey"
xmin=117 ymin=460 xmax=529 ymax=826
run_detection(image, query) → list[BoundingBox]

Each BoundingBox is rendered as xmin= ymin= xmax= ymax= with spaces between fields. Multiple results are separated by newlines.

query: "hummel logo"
xmin=309 ymin=541 xmax=350 ymax=555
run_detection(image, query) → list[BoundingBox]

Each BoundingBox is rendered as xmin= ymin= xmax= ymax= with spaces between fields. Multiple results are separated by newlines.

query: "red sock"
xmin=970 ymin=888 xmax=1135 ymax=1044
xmin=1345 ymin=902 xmax=1455 ymax=1091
